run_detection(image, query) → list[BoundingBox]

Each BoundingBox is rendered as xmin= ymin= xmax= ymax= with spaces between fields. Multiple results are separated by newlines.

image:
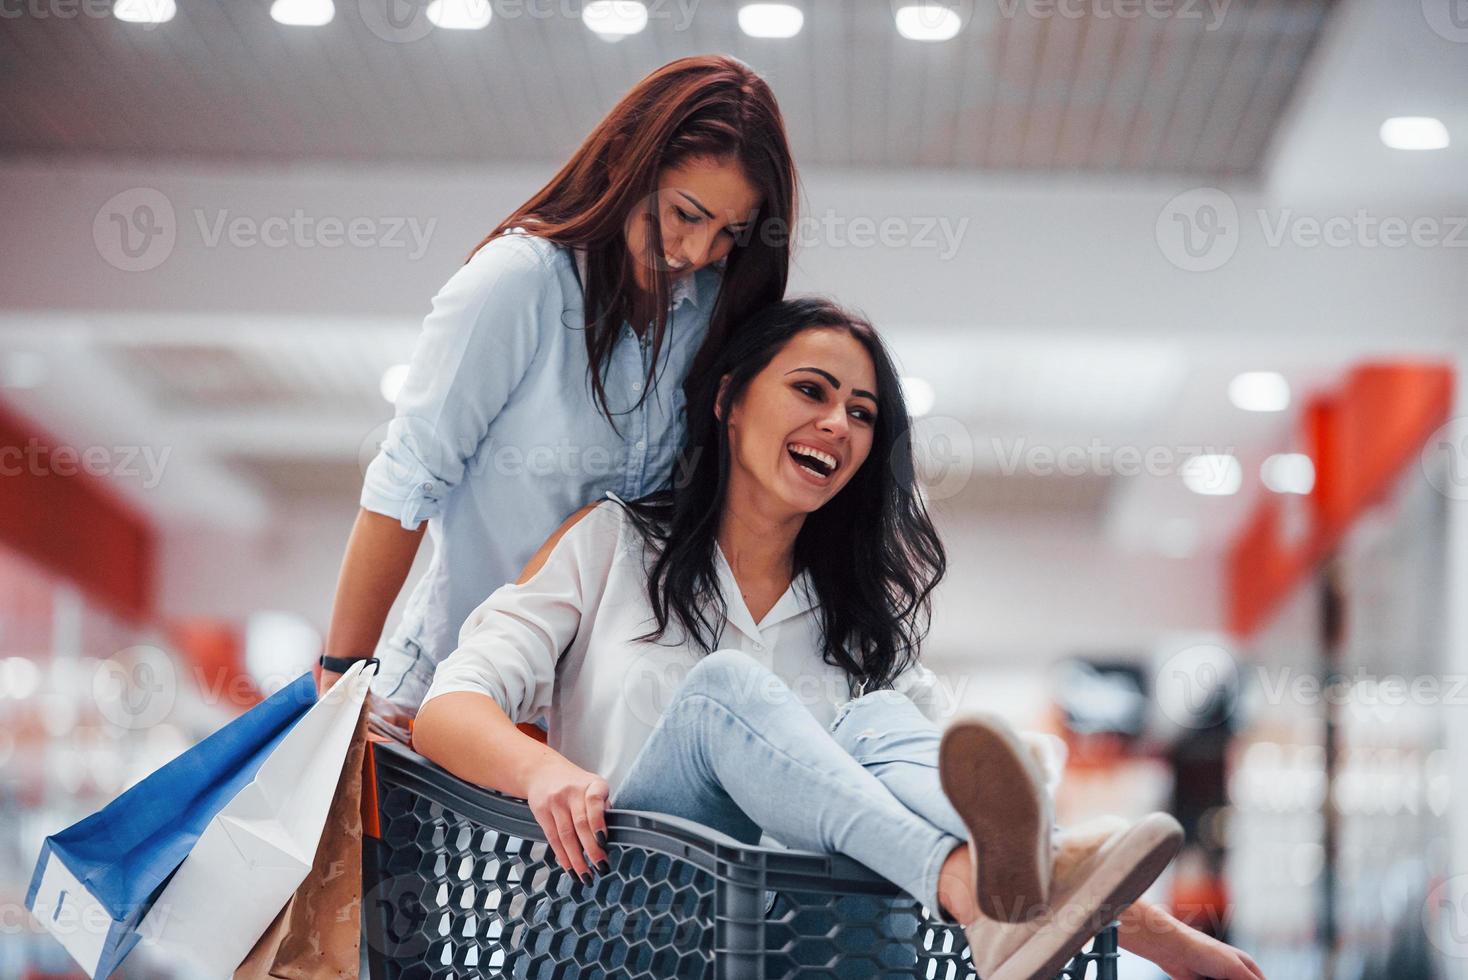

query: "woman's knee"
xmin=828 ymin=688 xmax=934 ymax=754
xmin=684 ymin=648 xmax=767 ymax=689
xmin=676 ymin=648 xmax=788 ymax=708
xmin=830 ymin=687 xmax=925 ymax=732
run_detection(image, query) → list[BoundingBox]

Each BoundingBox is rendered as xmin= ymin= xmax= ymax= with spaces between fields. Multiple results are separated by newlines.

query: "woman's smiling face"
xmin=625 ymin=156 xmax=761 ymax=290
xmin=721 ymin=327 xmax=880 ymax=518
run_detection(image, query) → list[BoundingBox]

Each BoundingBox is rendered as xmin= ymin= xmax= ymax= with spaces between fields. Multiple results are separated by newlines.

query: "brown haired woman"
xmin=317 ymin=55 xmax=798 ymax=721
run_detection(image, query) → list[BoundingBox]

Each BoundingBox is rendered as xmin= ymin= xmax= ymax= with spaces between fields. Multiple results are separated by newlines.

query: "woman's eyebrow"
xmin=678 ymin=191 xmax=715 ymax=220
xmin=679 ymin=191 xmax=752 ymax=229
xmin=785 ymin=367 xmax=879 ymax=403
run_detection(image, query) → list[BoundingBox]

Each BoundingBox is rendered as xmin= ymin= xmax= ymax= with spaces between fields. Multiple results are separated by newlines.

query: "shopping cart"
xmin=361 ymin=737 xmax=1120 ymax=979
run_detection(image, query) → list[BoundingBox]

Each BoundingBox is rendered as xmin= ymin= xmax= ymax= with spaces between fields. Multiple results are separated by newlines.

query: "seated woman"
xmin=412 ymin=298 xmax=1264 ymax=980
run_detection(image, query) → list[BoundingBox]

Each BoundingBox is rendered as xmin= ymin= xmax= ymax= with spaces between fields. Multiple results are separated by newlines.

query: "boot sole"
xmin=938 ymin=716 xmax=1051 ymax=923
xmin=984 ymin=813 xmax=1184 ymax=980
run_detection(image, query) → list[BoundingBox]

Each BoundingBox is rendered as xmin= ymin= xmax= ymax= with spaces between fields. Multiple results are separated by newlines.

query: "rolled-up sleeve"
xmin=419 ymin=504 xmax=620 ymax=723
xmin=361 ymin=235 xmax=554 ymax=529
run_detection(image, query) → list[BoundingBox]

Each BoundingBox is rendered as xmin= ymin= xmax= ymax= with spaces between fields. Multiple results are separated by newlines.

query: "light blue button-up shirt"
xmin=360 ymin=229 xmax=721 ymax=706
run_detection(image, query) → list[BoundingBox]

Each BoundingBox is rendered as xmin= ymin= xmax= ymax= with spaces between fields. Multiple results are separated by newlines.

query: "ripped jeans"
xmin=609 ymin=648 xmax=969 ymax=918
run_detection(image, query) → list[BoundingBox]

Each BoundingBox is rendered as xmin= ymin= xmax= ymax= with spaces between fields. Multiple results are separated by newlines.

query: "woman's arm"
xmin=409 ymin=500 xmax=600 ymax=781
xmin=414 ymin=690 xmax=611 ymax=881
xmin=333 ymin=236 xmax=557 ymax=697
xmin=317 ymin=508 xmax=426 ymax=695
xmin=413 ymin=691 xmax=551 ymax=797
xmin=411 ymin=501 xmax=616 ymax=881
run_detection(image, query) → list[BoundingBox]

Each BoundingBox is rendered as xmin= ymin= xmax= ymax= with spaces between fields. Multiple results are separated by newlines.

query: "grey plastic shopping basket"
xmin=362 ymin=740 xmax=1119 ymax=979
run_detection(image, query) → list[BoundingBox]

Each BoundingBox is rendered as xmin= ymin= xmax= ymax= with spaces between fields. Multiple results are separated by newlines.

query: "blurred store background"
xmin=2 ymin=0 xmax=1467 ymax=976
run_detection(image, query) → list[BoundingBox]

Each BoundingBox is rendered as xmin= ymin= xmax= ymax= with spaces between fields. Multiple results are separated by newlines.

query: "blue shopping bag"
xmin=26 ymin=671 xmax=318 ymax=979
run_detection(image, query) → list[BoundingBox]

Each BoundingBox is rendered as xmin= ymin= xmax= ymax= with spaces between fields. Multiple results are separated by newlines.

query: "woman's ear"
xmin=713 ymin=375 xmax=731 ymax=422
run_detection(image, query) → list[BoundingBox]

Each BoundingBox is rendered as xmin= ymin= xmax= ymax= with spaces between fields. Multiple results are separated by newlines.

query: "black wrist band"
xmin=320 ymin=655 xmax=380 ymax=675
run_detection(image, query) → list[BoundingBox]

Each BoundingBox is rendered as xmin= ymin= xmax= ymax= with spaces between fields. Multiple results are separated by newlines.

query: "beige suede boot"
xmin=1052 ymin=815 xmax=1131 ymax=878
xmin=939 ymin=714 xmax=1056 ymax=922
xmin=962 ymin=812 xmax=1183 ymax=980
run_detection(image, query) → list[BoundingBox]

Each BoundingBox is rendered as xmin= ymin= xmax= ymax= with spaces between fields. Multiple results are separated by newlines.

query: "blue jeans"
xmin=610 ymin=649 xmax=966 ymax=917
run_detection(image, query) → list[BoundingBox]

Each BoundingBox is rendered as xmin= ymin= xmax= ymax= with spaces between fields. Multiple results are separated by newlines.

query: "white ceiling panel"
xmin=0 ymin=0 xmax=1335 ymax=177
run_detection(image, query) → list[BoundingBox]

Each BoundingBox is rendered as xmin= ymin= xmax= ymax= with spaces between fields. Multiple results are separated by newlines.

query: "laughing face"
xmin=720 ymin=327 xmax=880 ymax=518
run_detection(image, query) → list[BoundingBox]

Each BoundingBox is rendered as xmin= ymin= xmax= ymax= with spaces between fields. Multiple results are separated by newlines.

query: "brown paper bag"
xmin=235 ymin=702 xmax=369 ymax=980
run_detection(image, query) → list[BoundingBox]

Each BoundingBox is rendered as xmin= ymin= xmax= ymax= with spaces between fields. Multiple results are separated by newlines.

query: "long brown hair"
xmin=469 ymin=55 xmax=797 ymax=424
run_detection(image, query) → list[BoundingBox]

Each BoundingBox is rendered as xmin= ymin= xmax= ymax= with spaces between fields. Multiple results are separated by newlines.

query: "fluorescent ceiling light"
xmin=1379 ymin=116 xmax=1450 ymax=151
xmin=583 ymin=1 xmax=648 ymax=39
xmin=1228 ymin=371 xmax=1290 ymax=412
xmin=739 ymin=3 xmax=803 ymax=38
xmin=113 ymin=0 xmax=176 ymax=23
xmin=1182 ymin=454 xmax=1241 ymax=496
xmin=428 ymin=0 xmax=492 ymax=29
xmin=895 ymin=4 xmax=961 ymax=41
xmin=271 ymin=0 xmax=335 ymax=26
xmin=1261 ymin=453 xmax=1315 ymax=495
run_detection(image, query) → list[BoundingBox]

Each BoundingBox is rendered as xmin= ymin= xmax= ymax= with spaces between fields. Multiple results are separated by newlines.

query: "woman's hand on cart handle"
xmin=525 ymin=757 xmax=611 ymax=883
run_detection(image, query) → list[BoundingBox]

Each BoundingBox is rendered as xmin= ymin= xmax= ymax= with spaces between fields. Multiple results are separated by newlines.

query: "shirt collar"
xmin=712 ymin=543 xmax=820 ymax=641
xmin=671 ymin=268 xmax=699 ymax=310
xmin=572 ymin=247 xmax=706 ymax=312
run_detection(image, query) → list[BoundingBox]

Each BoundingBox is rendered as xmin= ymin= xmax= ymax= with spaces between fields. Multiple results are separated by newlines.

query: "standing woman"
xmin=319 ymin=55 xmax=797 ymax=715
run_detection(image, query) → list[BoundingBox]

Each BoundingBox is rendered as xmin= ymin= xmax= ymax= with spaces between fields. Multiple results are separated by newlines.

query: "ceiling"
xmin=0 ymin=0 xmax=1334 ymax=176
xmin=1267 ymin=0 xmax=1468 ymax=201
xmin=3 ymin=0 xmax=1459 ymax=561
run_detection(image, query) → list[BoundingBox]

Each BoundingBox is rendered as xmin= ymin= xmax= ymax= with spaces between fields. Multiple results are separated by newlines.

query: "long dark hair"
xmin=469 ymin=55 xmax=797 ymax=425
xmin=620 ymin=297 xmax=947 ymax=692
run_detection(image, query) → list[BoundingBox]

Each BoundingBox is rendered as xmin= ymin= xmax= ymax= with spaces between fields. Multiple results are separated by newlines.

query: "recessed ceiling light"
xmin=1379 ymin=116 xmax=1450 ymax=151
xmin=1261 ymin=453 xmax=1315 ymax=495
xmin=428 ymin=0 xmax=492 ymax=30
xmin=900 ymin=377 xmax=935 ymax=417
xmin=271 ymin=0 xmax=334 ymax=26
xmin=895 ymin=4 xmax=961 ymax=41
xmin=583 ymin=0 xmax=647 ymax=39
xmin=1228 ymin=371 xmax=1290 ymax=412
xmin=1181 ymin=454 xmax=1241 ymax=496
xmin=738 ymin=3 xmax=803 ymax=38
xmin=113 ymin=0 xmax=176 ymax=24
xmin=380 ymin=363 xmax=411 ymax=404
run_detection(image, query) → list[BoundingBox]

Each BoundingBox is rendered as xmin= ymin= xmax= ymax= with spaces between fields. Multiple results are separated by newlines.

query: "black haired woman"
xmin=413 ymin=299 xmax=1266 ymax=980
xmin=319 ymin=55 xmax=797 ymax=723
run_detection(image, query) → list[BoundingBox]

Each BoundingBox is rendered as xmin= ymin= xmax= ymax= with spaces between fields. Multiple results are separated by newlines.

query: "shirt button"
xmin=753 ymin=642 xmax=764 ymax=652
xmin=632 ymin=381 xmax=643 ymax=391
xmin=635 ymin=440 xmax=645 ymax=450
xmin=420 ymin=482 xmax=433 ymax=491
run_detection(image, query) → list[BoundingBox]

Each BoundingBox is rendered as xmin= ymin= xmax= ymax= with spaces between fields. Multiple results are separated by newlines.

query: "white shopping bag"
xmin=139 ymin=659 xmax=375 ymax=978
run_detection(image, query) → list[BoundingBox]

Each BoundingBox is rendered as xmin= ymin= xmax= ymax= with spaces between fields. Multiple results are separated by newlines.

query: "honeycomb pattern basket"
xmin=362 ymin=741 xmax=1119 ymax=979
